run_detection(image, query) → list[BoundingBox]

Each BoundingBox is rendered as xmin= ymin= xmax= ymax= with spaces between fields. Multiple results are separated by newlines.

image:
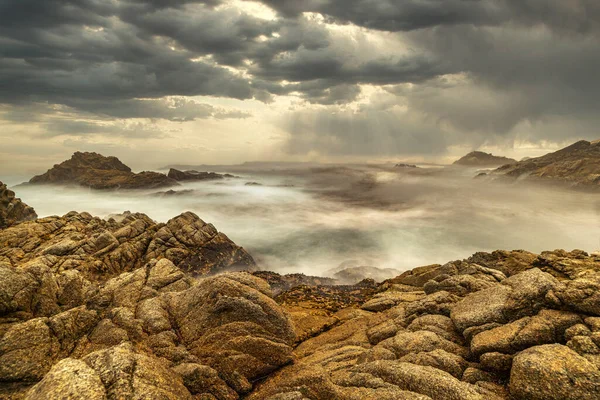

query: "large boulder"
xmin=510 ymin=344 xmax=600 ymax=400
xmin=470 ymin=309 xmax=581 ymax=356
xmin=451 ymin=268 xmax=562 ymax=335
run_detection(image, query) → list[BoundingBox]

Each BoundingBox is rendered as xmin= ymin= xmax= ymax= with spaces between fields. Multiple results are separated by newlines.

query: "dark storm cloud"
xmin=284 ymin=105 xmax=450 ymax=156
xmin=255 ymin=0 xmax=506 ymax=30
xmin=254 ymin=0 xmax=600 ymax=34
xmin=253 ymin=0 xmax=600 ymax=156
xmin=399 ymin=24 xmax=600 ymax=139
xmin=1 ymin=0 xmax=599 ymax=151
xmin=0 ymin=0 xmax=458 ymax=116
xmin=40 ymin=120 xmax=167 ymax=139
xmin=0 ymin=0 xmax=264 ymax=120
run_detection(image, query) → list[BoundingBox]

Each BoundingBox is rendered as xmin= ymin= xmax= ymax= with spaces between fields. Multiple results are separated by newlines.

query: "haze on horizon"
xmin=1 ymin=0 xmax=600 ymax=175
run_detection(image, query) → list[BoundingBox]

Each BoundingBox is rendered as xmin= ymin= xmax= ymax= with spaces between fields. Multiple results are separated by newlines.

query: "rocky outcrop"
xmin=167 ymin=168 xmax=234 ymax=182
xmin=454 ymin=151 xmax=517 ymax=167
xmin=0 ymin=210 xmax=255 ymax=288
xmin=28 ymin=152 xmax=177 ymax=189
xmin=249 ymin=249 xmax=600 ymax=400
xmin=0 ymin=181 xmax=37 ymax=229
xmin=493 ymin=139 xmax=600 ymax=189
xmin=0 ymin=209 xmax=295 ymax=399
xmin=1 ymin=204 xmax=600 ymax=400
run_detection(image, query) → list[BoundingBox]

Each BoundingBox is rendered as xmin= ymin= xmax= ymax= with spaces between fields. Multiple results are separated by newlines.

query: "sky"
xmin=1 ymin=0 xmax=599 ymax=175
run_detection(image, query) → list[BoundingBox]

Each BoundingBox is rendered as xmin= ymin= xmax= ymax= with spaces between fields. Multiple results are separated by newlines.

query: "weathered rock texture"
xmin=1 ymin=200 xmax=599 ymax=399
xmin=0 ymin=182 xmax=37 ymax=229
xmin=494 ymin=139 xmax=600 ymax=188
xmin=28 ymin=152 xmax=177 ymax=189
xmin=249 ymin=249 xmax=600 ymax=400
xmin=453 ymin=151 xmax=517 ymax=167
xmin=0 ymin=209 xmax=291 ymax=399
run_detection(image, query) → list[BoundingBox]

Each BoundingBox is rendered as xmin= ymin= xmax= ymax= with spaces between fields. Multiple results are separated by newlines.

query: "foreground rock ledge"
xmin=1 ymin=209 xmax=600 ymax=399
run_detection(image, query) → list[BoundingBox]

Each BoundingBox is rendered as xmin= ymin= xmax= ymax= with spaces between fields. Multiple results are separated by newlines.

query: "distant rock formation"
xmin=167 ymin=168 xmax=234 ymax=181
xmin=454 ymin=151 xmax=517 ymax=167
xmin=245 ymin=182 xmax=262 ymax=186
xmin=28 ymin=152 xmax=177 ymax=189
xmin=494 ymin=139 xmax=600 ymax=188
xmin=0 ymin=181 xmax=37 ymax=229
xmin=332 ymin=265 xmax=401 ymax=284
xmin=395 ymin=163 xmax=418 ymax=168
xmin=152 ymin=189 xmax=195 ymax=197
xmin=252 ymin=271 xmax=338 ymax=295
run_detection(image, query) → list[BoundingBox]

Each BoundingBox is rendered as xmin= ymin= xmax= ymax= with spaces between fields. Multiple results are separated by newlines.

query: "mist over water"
xmin=10 ymin=164 xmax=600 ymax=276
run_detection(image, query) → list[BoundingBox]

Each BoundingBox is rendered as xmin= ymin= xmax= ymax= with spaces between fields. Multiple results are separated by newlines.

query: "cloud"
xmin=254 ymin=0 xmax=600 ymax=34
xmin=62 ymin=98 xmax=251 ymax=121
xmin=40 ymin=120 xmax=168 ymax=139
xmin=282 ymin=90 xmax=451 ymax=157
xmin=1 ymin=0 xmax=599 ymax=157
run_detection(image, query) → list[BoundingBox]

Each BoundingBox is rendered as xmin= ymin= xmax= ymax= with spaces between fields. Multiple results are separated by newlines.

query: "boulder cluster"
xmin=0 ymin=193 xmax=599 ymax=398
xmin=250 ymin=249 xmax=600 ymax=400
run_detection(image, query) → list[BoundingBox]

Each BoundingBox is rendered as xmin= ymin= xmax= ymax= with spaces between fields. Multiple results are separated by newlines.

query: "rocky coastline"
xmin=0 ymin=185 xmax=599 ymax=399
